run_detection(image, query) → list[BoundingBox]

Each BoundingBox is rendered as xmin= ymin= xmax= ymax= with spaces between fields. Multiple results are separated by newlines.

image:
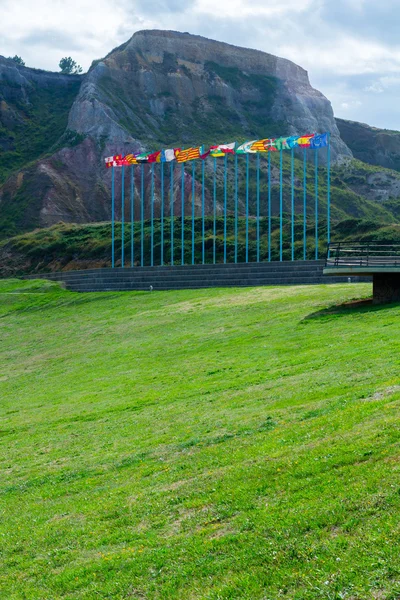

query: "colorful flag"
xmin=264 ymin=139 xmax=278 ymax=152
xmin=210 ymin=143 xmax=235 ymax=157
xmin=124 ymin=154 xmax=138 ymax=165
xmin=135 ymin=152 xmax=150 ymax=163
xmin=310 ymin=133 xmax=328 ymax=149
xmin=200 ymin=146 xmax=211 ymax=160
xmin=275 ymin=137 xmax=290 ymax=151
xmin=236 ymin=140 xmax=257 ymax=154
xmin=176 ymin=147 xmax=201 ymax=163
xmin=286 ymin=136 xmax=300 ymax=149
xmin=297 ymin=135 xmax=314 ymax=147
xmin=160 ymin=148 xmax=179 ymax=162
xmin=250 ymin=139 xmax=269 ymax=152
xmin=147 ymin=151 xmax=162 ymax=163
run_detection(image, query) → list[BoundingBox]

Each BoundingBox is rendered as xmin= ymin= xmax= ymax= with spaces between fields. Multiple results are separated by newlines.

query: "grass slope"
xmin=3 ymin=216 xmax=400 ymax=276
xmin=1 ymin=280 xmax=400 ymax=599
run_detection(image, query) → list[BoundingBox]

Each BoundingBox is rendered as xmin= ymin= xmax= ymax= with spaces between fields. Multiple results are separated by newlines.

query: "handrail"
xmin=325 ymin=241 xmax=400 ymax=268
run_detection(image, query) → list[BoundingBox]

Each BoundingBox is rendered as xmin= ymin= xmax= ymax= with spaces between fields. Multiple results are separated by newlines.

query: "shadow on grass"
xmin=303 ymin=296 xmax=400 ymax=321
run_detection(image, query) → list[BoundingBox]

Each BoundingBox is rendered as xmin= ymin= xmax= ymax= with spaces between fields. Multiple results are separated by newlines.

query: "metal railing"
xmin=325 ymin=242 xmax=400 ymax=268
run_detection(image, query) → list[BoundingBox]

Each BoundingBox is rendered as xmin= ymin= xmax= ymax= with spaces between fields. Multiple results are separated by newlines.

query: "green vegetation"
xmin=1 ymin=279 xmax=400 ymax=598
xmin=59 ymin=57 xmax=83 ymax=75
xmin=8 ymin=55 xmax=25 ymax=66
xmin=3 ymin=214 xmax=400 ymax=276
xmin=0 ymin=77 xmax=81 ymax=184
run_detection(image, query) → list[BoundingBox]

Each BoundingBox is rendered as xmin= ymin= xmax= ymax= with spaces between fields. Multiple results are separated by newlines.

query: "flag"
xmin=297 ymin=135 xmax=314 ymax=147
xmin=286 ymin=136 xmax=300 ymax=149
xmin=124 ymin=154 xmax=138 ymax=165
xmin=105 ymin=155 xmax=122 ymax=167
xmin=160 ymin=148 xmax=179 ymax=162
xmin=264 ymin=139 xmax=278 ymax=152
xmin=176 ymin=147 xmax=201 ymax=163
xmin=147 ymin=151 xmax=162 ymax=163
xmin=250 ymin=139 xmax=269 ymax=152
xmin=236 ymin=140 xmax=257 ymax=154
xmin=200 ymin=146 xmax=211 ymax=160
xmin=135 ymin=152 xmax=150 ymax=163
xmin=310 ymin=133 xmax=328 ymax=149
xmin=210 ymin=143 xmax=235 ymax=157
xmin=275 ymin=137 xmax=290 ymax=151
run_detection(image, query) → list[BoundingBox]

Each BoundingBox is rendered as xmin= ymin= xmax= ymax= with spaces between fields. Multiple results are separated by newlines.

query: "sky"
xmin=1 ymin=0 xmax=399 ymax=130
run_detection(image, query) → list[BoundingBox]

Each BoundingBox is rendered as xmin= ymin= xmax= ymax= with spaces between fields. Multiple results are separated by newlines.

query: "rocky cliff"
xmin=1 ymin=30 xmax=399 ymax=240
xmin=336 ymin=118 xmax=400 ymax=172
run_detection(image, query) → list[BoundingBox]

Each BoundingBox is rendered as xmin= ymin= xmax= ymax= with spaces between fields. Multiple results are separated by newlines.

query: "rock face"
xmin=1 ymin=30 xmax=397 ymax=240
xmin=336 ymin=118 xmax=400 ymax=172
xmin=70 ymin=30 xmax=349 ymax=157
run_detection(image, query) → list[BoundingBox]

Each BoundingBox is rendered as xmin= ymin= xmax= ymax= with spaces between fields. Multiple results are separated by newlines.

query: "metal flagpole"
xmin=150 ymin=164 xmax=154 ymax=267
xmin=202 ymin=160 xmax=205 ymax=264
xmin=141 ymin=164 xmax=144 ymax=267
xmin=245 ymin=153 xmax=249 ymax=263
xmin=130 ymin=166 xmax=134 ymax=267
xmin=121 ymin=165 xmax=125 ymax=268
xmin=234 ymin=154 xmax=238 ymax=264
xmin=181 ymin=164 xmax=185 ymax=265
xmin=192 ymin=161 xmax=195 ymax=265
xmin=213 ymin=158 xmax=217 ymax=264
xmin=327 ymin=133 xmax=331 ymax=258
xmin=224 ymin=154 xmax=228 ymax=264
xmin=315 ymin=148 xmax=319 ymax=260
xmin=170 ymin=162 xmax=174 ymax=266
xmin=111 ymin=165 xmax=115 ymax=268
xmin=268 ymin=152 xmax=271 ymax=262
xmin=256 ymin=153 xmax=260 ymax=262
xmin=291 ymin=148 xmax=295 ymax=261
xmin=279 ymin=149 xmax=283 ymax=262
xmin=160 ymin=162 xmax=164 ymax=266
xmin=303 ymin=148 xmax=307 ymax=261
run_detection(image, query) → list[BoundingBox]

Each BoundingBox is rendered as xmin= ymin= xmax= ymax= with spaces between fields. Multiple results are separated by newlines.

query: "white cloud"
xmin=0 ymin=0 xmax=399 ymax=129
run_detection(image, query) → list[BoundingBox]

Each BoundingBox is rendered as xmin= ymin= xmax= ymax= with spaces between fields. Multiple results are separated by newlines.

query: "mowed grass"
xmin=0 ymin=279 xmax=400 ymax=599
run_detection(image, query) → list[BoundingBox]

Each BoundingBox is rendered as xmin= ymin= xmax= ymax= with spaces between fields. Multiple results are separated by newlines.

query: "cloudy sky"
xmin=1 ymin=0 xmax=399 ymax=130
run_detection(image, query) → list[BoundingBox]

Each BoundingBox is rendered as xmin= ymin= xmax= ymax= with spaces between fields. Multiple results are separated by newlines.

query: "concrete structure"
xmin=324 ymin=242 xmax=400 ymax=304
xmin=26 ymin=261 xmax=367 ymax=293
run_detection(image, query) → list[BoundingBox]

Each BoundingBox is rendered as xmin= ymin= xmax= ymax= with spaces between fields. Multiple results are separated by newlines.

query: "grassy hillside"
xmin=0 ymin=77 xmax=81 ymax=185
xmin=1 ymin=279 xmax=400 ymax=599
xmin=2 ymin=216 xmax=400 ymax=276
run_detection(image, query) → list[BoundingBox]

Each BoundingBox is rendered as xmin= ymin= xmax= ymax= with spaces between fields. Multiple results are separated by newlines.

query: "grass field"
xmin=1 ymin=279 xmax=400 ymax=599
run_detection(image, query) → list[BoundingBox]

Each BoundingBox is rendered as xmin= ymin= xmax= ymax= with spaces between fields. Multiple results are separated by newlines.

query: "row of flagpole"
xmin=110 ymin=143 xmax=331 ymax=268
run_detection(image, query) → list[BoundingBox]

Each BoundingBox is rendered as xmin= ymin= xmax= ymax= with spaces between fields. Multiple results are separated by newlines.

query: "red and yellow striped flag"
xmin=176 ymin=147 xmax=201 ymax=163
xmin=250 ymin=139 xmax=268 ymax=152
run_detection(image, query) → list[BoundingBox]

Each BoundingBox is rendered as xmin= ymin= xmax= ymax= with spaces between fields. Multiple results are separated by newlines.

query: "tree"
xmin=8 ymin=55 xmax=25 ymax=66
xmin=59 ymin=57 xmax=83 ymax=75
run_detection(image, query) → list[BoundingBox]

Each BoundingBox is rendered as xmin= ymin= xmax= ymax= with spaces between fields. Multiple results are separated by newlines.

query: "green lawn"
xmin=0 ymin=279 xmax=399 ymax=599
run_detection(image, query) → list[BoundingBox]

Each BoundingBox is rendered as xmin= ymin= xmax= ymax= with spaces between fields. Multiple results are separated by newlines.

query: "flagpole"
xmin=141 ymin=164 xmax=144 ymax=267
xmin=181 ymin=164 xmax=185 ymax=265
xmin=131 ymin=166 xmax=134 ymax=268
xmin=268 ymin=152 xmax=271 ymax=262
xmin=160 ymin=162 xmax=164 ymax=266
xmin=170 ymin=162 xmax=174 ymax=266
xmin=256 ymin=153 xmax=260 ymax=263
xmin=213 ymin=158 xmax=217 ymax=264
xmin=245 ymin=153 xmax=249 ymax=263
xmin=234 ymin=154 xmax=238 ymax=264
xmin=202 ymin=160 xmax=205 ymax=265
xmin=111 ymin=165 xmax=115 ymax=268
xmin=121 ymin=165 xmax=125 ymax=268
xmin=192 ymin=161 xmax=195 ymax=265
xmin=315 ymin=148 xmax=319 ymax=260
xmin=224 ymin=154 xmax=228 ymax=264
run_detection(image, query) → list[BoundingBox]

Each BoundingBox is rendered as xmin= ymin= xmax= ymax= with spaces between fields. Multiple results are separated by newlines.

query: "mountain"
xmin=0 ymin=30 xmax=400 ymax=243
xmin=336 ymin=118 xmax=400 ymax=172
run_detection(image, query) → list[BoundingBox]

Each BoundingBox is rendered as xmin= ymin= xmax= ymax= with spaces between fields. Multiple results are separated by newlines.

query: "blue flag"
xmin=310 ymin=133 xmax=328 ymax=149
